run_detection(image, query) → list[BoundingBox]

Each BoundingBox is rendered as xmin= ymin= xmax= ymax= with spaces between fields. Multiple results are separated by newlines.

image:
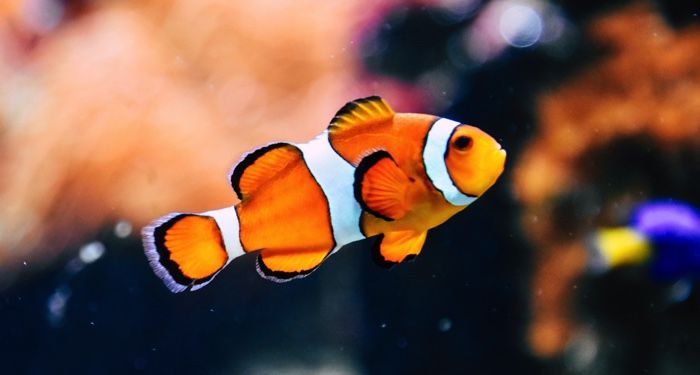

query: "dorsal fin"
xmin=229 ymin=143 xmax=301 ymax=200
xmin=328 ymin=96 xmax=395 ymax=136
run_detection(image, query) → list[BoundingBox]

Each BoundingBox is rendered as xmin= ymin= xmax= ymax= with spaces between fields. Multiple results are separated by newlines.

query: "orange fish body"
xmin=143 ymin=97 xmax=506 ymax=292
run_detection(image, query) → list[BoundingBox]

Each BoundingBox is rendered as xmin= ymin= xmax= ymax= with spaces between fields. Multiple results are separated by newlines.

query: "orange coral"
xmin=0 ymin=0 xmax=423 ymax=287
xmin=514 ymin=2 xmax=700 ymax=357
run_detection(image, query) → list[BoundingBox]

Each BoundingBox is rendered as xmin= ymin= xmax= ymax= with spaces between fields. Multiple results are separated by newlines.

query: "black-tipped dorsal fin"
xmin=230 ymin=143 xmax=302 ymax=200
xmin=328 ymin=96 xmax=395 ymax=136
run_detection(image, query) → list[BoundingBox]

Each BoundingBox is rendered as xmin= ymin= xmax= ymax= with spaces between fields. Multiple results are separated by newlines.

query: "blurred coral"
xmin=513 ymin=2 xmax=700 ymax=358
xmin=0 ymin=0 xmax=426 ymax=287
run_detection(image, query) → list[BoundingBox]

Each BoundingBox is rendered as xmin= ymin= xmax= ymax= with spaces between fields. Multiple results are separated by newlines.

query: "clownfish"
xmin=142 ymin=96 xmax=506 ymax=292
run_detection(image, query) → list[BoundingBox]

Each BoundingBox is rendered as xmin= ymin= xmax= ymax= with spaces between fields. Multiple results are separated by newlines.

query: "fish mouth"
xmin=495 ymin=148 xmax=507 ymax=171
xmin=494 ymin=141 xmax=505 ymax=153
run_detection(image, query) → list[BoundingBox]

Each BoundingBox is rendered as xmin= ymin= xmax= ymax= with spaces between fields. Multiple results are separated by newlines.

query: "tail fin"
xmin=142 ymin=207 xmax=241 ymax=292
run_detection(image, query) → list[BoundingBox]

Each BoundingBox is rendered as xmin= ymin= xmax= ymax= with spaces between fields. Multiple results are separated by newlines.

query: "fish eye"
xmin=452 ymin=135 xmax=472 ymax=151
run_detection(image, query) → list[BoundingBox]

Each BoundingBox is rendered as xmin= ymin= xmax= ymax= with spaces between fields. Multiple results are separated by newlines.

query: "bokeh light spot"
xmin=114 ymin=220 xmax=133 ymax=238
xmin=499 ymin=5 xmax=543 ymax=48
xmin=78 ymin=241 xmax=106 ymax=264
xmin=438 ymin=318 xmax=453 ymax=332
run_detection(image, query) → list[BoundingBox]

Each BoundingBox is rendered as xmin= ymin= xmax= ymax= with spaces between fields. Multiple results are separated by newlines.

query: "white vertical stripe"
xmin=296 ymin=132 xmax=365 ymax=253
xmin=423 ymin=118 xmax=477 ymax=206
xmin=203 ymin=206 xmax=245 ymax=263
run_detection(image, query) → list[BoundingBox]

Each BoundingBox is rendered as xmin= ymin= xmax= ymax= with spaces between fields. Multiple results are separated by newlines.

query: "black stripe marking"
xmin=353 ymin=150 xmax=396 ymax=222
xmin=371 ymin=234 xmax=398 ymax=269
xmin=230 ymin=142 xmax=289 ymax=200
xmin=441 ymin=124 xmax=460 ymax=161
xmin=358 ymin=212 xmax=368 ymax=238
xmin=152 ymin=214 xmax=224 ymax=287
xmin=256 ymin=254 xmax=320 ymax=282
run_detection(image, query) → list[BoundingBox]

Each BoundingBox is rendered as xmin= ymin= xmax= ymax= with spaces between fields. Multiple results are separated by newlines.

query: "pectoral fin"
xmin=354 ymin=151 xmax=412 ymax=221
xmin=372 ymin=230 xmax=427 ymax=268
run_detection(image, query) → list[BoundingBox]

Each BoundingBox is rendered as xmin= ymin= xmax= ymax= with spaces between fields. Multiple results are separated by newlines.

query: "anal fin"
xmin=372 ymin=230 xmax=427 ymax=268
xmin=256 ymin=248 xmax=329 ymax=282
